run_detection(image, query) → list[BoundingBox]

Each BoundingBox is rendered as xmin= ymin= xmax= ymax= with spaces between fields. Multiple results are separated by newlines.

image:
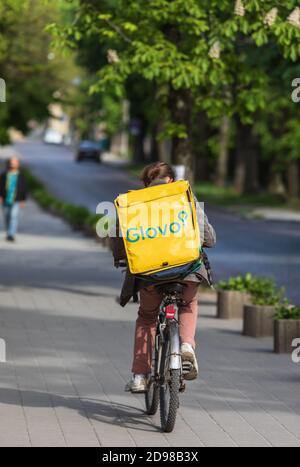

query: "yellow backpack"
xmin=114 ymin=180 xmax=201 ymax=275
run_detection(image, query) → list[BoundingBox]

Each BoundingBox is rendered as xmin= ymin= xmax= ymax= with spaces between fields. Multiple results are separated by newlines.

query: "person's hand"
xmin=20 ymin=201 xmax=26 ymax=208
xmin=0 ymin=197 xmax=3 ymax=205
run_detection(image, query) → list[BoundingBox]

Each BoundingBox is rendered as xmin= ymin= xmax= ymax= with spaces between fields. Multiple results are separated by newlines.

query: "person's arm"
xmin=203 ymin=212 xmax=216 ymax=248
xmin=19 ymin=173 xmax=27 ymax=204
xmin=18 ymin=172 xmax=27 ymax=208
xmin=193 ymin=194 xmax=216 ymax=248
xmin=109 ymin=211 xmax=127 ymax=265
xmin=0 ymin=173 xmax=5 ymax=202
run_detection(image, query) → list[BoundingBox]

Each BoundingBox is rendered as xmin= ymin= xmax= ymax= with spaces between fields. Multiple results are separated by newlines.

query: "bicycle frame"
xmin=155 ymin=289 xmax=184 ymax=378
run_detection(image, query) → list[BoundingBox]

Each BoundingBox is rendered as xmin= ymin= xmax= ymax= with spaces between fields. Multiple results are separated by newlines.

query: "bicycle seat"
xmin=155 ymin=282 xmax=187 ymax=296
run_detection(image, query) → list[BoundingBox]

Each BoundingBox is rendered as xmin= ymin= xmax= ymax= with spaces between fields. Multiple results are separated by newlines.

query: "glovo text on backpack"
xmin=115 ymin=181 xmax=201 ymax=275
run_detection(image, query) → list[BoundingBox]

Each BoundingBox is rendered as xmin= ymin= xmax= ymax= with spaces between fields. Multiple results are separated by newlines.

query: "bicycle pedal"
xmin=182 ymin=362 xmax=193 ymax=374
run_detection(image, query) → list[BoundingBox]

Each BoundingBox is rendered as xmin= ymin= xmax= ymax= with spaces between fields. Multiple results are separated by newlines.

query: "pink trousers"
xmin=132 ymin=282 xmax=199 ymax=375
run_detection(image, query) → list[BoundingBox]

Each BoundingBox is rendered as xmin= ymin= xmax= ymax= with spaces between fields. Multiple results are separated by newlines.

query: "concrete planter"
xmin=274 ymin=320 xmax=300 ymax=354
xmin=217 ymin=290 xmax=251 ymax=320
xmin=243 ymin=305 xmax=275 ymax=338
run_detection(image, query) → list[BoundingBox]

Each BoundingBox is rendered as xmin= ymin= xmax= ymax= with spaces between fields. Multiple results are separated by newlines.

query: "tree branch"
xmin=104 ymin=18 xmax=133 ymax=44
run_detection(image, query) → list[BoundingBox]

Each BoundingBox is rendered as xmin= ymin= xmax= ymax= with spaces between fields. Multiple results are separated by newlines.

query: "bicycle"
xmin=116 ymin=253 xmax=213 ymax=433
xmin=145 ymin=281 xmax=187 ymax=433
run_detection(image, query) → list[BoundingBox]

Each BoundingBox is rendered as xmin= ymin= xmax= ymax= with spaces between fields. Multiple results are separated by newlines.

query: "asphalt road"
xmin=14 ymin=140 xmax=300 ymax=305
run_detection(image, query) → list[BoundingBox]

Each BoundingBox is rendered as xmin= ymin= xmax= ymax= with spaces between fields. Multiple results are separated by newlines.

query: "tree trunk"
xmin=132 ymin=134 xmax=145 ymax=164
xmin=234 ymin=117 xmax=259 ymax=194
xmin=172 ymin=136 xmax=194 ymax=183
xmin=216 ymin=116 xmax=230 ymax=187
xmin=149 ymin=125 xmax=159 ymax=163
xmin=132 ymin=116 xmax=147 ymax=164
xmin=234 ymin=117 xmax=247 ymax=193
xmin=154 ymin=119 xmax=171 ymax=164
xmin=245 ymin=137 xmax=259 ymax=194
xmin=268 ymin=170 xmax=286 ymax=198
xmin=193 ymin=111 xmax=210 ymax=181
xmin=169 ymin=89 xmax=194 ymax=184
xmin=287 ymin=160 xmax=299 ymax=199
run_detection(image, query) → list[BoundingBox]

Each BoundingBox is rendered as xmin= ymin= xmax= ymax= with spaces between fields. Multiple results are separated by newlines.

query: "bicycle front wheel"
xmin=159 ymin=329 xmax=180 ymax=433
xmin=160 ymin=368 xmax=180 ymax=433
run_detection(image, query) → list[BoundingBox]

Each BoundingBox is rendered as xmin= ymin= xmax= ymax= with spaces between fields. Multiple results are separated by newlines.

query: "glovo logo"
xmin=126 ymin=210 xmax=189 ymax=243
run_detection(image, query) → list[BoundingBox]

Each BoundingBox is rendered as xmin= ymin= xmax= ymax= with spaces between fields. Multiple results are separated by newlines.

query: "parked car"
xmin=76 ymin=140 xmax=102 ymax=163
xmin=43 ymin=128 xmax=64 ymax=145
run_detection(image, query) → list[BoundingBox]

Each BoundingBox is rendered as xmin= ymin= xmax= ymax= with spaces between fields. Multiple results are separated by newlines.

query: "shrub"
xmin=23 ymin=169 xmax=103 ymax=234
xmin=249 ymin=277 xmax=286 ymax=307
xmin=51 ymin=199 xmax=65 ymax=211
xmin=33 ymin=189 xmax=55 ymax=209
xmin=61 ymin=204 xmax=90 ymax=228
xmin=218 ymin=274 xmax=286 ymax=307
xmin=86 ymin=214 xmax=102 ymax=229
xmin=218 ymin=273 xmax=254 ymax=292
xmin=23 ymin=169 xmax=43 ymax=191
xmin=274 ymin=305 xmax=300 ymax=320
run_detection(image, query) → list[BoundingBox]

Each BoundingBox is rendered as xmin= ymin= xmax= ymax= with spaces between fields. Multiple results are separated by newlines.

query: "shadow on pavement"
xmin=0 ymin=388 xmax=160 ymax=433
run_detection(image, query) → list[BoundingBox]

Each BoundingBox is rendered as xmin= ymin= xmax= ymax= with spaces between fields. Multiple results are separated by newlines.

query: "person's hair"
xmin=140 ymin=162 xmax=175 ymax=187
xmin=7 ymin=157 xmax=19 ymax=170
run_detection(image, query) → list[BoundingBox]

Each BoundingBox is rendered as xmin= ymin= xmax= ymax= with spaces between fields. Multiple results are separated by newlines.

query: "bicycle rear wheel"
xmin=159 ymin=331 xmax=180 ymax=433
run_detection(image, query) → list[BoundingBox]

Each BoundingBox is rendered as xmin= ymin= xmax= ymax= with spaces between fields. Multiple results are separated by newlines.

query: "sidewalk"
xmin=251 ymin=207 xmax=300 ymax=222
xmin=0 ymin=200 xmax=300 ymax=447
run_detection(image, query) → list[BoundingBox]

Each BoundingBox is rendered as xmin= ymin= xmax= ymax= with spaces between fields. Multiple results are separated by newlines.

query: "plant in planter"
xmin=274 ymin=305 xmax=300 ymax=354
xmin=243 ymin=279 xmax=286 ymax=338
xmin=217 ymin=273 xmax=253 ymax=319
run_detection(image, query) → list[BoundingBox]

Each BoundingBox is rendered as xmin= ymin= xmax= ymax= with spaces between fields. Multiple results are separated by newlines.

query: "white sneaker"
xmin=181 ymin=343 xmax=199 ymax=381
xmin=125 ymin=374 xmax=148 ymax=393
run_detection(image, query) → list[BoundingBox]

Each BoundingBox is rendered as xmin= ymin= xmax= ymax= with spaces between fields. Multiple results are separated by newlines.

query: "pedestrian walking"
xmin=0 ymin=157 xmax=27 ymax=242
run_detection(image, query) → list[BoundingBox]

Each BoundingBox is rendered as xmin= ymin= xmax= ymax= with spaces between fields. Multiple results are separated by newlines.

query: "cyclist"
xmin=111 ymin=162 xmax=216 ymax=393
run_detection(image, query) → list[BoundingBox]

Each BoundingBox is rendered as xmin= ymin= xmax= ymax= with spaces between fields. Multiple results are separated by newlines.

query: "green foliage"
xmin=218 ymin=273 xmax=254 ymax=292
xmin=68 ymin=76 xmax=123 ymax=140
xmin=254 ymin=55 xmax=300 ymax=173
xmin=218 ymin=273 xmax=286 ymax=307
xmin=61 ymin=204 xmax=90 ymax=228
xmin=194 ymin=182 xmax=284 ymax=208
xmin=23 ymin=168 xmax=102 ymax=231
xmin=0 ymin=128 xmax=10 ymax=146
xmin=23 ymin=170 xmax=44 ymax=191
xmin=52 ymin=0 xmax=300 ymax=133
xmin=274 ymin=305 xmax=300 ymax=320
xmin=86 ymin=214 xmax=102 ymax=229
xmin=250 ymin=280 xmax=286 ymax=307
xmin=50 ymin=0 xmax=300 ymax=194
xmin=0 ymin=0 xmax=74 ymax=136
